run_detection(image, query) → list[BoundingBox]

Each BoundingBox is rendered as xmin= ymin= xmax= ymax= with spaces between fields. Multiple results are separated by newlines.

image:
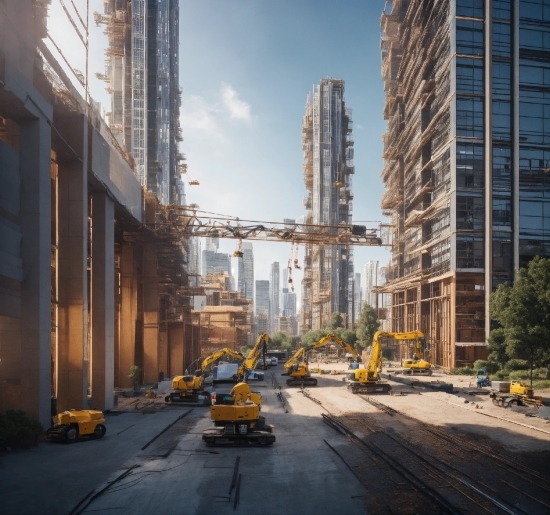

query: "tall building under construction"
xmin=96 ymin=0 xmax=184 ymax=205
xmin=379 ymin=1 xmax=550 ymax=367
xmin=301 ymin=79 xmax=355 ymax=332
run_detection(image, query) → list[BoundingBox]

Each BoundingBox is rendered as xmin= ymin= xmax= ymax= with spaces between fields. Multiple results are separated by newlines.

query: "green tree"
xmin=356 ymin=303 xmax=380 ymax=349
xmin=128 ymin=365 xmax=141 ymax=391
xmin=300 ymin=329 xmax=328 ymax=347
xmin=269 ymin=331 xmax=287 ymax=349
xmin=489 ymin=256 xmax=550 ymax=385
xmin=326 ymin=312 xmax=344 ymax=330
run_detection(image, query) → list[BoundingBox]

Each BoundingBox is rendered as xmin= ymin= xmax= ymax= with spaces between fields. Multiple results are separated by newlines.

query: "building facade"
xmin=238 ymin=242 xmax=254 ymax=301
xmin=379 ymin=0 xmax=550 ymax=367
xmin=98 ymin=0 xmax=183 ymax=205
xmin=363 ymin=261 xmax=379 ymax=309
xmin=269 ymin=262 xmax=280 ymax=333
xmin=300 ymin=78 xmax=355 ymax=332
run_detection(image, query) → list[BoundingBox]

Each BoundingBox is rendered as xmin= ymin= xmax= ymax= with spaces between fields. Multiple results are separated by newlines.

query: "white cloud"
xmin=181 ymin=95 xmax=223 ymax=137
xmin=356 ymin=124 xmax=364 ymax=130
xmin=221 ymin=82 xmax=252 ymax=122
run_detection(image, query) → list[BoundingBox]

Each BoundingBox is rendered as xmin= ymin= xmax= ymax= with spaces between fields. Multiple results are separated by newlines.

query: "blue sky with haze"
xmin=179 ymin=0 xmax=390 ymax=300
xmin=47 ymin=0 xmax=391 ymax=305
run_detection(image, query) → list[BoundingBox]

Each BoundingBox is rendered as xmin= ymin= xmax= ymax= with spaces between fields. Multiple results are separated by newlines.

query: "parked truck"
xmin=489 ymin=380 xmax=544 ymax=408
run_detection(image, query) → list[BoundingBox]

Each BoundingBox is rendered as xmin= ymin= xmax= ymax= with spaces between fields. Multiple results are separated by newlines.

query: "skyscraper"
xmin=255 ymin=280 xmax=270 ymax=315
xmin=301 ymin=78 xmax=355 ymax=332
xmin=379 ymin=0 xmax=550 ymax=368
xmin=281 ymin=288 xmax=297 ymax=317
xmin=269 ymin=262 xmax=280 ymax=334
xmin=363 ymin=261 xmax=378 ymax=309
xmin=238 ymin=242 xmax=254 ymax=301
xmin=201 ymin=250 xmax=232 ymax=278
xmin=99 ymin=0 xmax=183 ymax=205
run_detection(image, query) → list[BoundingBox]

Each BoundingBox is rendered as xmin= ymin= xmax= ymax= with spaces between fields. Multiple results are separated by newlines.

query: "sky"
xmin=46 ymin=0 xmax=391 ymax=306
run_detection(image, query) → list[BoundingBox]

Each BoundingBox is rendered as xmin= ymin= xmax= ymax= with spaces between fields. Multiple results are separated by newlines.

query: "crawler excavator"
xmin=235 ymin=333 xmax=269 ymax=381
xmin=165 ymin=348 xmax=245 ymax=406
xmin=283 ymin=333 xmax=359 ymax=387
xmin=399 ymin=331 xmax=433 ymax=375
xmin=346 ymin=331 xmax=393 ymax=394
xmin=202 ymin=381 xmax=275 ymax=446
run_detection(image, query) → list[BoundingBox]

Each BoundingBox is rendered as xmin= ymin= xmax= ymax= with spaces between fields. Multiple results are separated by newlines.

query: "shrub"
xmin=533 ymin=368 xmax=549 ymax=379
xmin=0 ymin=410 xmax=44 ymax=447
xmin=451 ymin=367 xmax=475 ymax=375
xmin=533 ymin=379 xmax=550 ymax=389
xmin=508 ymin=370 xmax=530 ymax=380
xmin=493 ymin=370 xmax=509 ymax=380
xmin=505 ymin=359 xmax=529 ymax=371
xmin=473 ymin=360 xmax=490 ymax=371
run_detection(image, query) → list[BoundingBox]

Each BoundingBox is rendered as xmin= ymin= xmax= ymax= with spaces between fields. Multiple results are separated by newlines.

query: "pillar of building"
xmin=91 ymin=192 xmax=115 ymax=410
xmin=118 ymin=243 xmax=137 ymax=387
xmin=142 ymin=244 xmax=159 ymax=384
xmin=19 ymin=116 xmax=52 ymax=428
xmin=57 ymin=152 xmax=88 ymax=412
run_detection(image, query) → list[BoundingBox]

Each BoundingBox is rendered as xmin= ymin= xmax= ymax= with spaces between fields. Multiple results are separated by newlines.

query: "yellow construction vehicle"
xmin=283 ymin=333 xmax=359 ymax=387
xmin=235 ymin=333 xmax=269 ymax=381
xmin=398 ymin=331 xmax=433 ymax=376
xmin=346 ymin=331 xmax=394 ymax=394
xmin=165 ymin=347 xmax=245 ymax=405
xmin=490 ymin=380 xmax=544 ymax=408
xmin=202 ymin=381 xmax=275 ymax=446
xmin=46 ymin=409 xmax=106 ymax=443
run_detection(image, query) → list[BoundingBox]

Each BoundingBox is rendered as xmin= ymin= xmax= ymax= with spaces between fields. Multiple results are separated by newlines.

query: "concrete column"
xmin=118 ymin=244 xmax=137 ymax=387
xmin=57 ymin=156 xmax=88 ymax=412
xmin=142 ymin=244 xmax=159 ymax=384
xmin=91 ymin=192 xmax=114 ymax=410
xmin=19 ymin=116 xmax=52 ymax=428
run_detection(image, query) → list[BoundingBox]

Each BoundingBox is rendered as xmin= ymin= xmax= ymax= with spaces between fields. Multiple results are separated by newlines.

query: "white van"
xmin=269 ymin=357 xmax=278 ymax=366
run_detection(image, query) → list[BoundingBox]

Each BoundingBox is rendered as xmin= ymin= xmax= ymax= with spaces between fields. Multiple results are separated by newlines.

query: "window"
xmin=493 ymin=198 xmax=511 ymax=227
xmin=493 ymin=61 xmax=511 ymax=100
xmin=456 ymin=19 xmax=484 ymax=56
xmin=456 ymin=97 xmax=484 ymax=138
xmin=456 ymin=237 xmax=484 ymax=268
xmin=493 ymin=22 xmax=512 ymax=57
xmin=493 ymin=0 xmax=512 ymax=20
xmin=493 ymin=100 xmax=511 ymax=140
xmin=456 ymin=143 xmax=484 ymax=189
xmin=456 ymin=57 xmax=484 ymax=94
xmin=493 ymin=146 xmax=512 ymax=194
xmin=457 ymin=0 xmax=484 ymax=18
xmin=456 ymin=195 xmax=484 ymax=230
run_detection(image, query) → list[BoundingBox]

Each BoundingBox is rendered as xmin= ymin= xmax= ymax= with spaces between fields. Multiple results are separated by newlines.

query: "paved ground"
xmin=2 ymin=363 xmax=550 ymax=515
xmin=0 ymin=364 xmax=367 ymax=515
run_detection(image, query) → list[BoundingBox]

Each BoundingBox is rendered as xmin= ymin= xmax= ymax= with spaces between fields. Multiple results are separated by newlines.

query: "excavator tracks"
xmin=286 ymin=377 xmax=318 ymax=387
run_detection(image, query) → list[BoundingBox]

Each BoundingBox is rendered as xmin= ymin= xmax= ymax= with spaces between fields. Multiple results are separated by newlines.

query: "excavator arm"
xmin=309 ymin=333 xmax=359 ymax=359
xmin=284 ymin=347 xmax=306 ymax=373
xmin=242 ymin=333 xmax=269 ymax=373
xmin=202 ymin=348 xmax=245 ymax=372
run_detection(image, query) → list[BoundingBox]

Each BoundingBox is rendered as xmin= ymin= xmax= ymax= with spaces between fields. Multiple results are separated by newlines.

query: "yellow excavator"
xmin=235 ymin=333 xmax=269 ymax=381
xmin=346 ymin=330 xmax=394 ymax=394
xmin=283 ymin=333 xmax=359 ymax=387
xmin=202 ymin=381 xmax=275 ymax=446
xmin=399 ymin=331 xmax=432 ymax=375
xmin=165 ymin=347 xmax=245 ymax=405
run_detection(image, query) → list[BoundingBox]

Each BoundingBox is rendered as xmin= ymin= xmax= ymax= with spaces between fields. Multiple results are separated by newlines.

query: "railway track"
xmin=301 ymin=389 xmax=550 ymax=515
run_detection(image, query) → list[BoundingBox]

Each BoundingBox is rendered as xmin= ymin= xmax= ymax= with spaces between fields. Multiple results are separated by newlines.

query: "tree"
xmin=356 ymin=303 xmax=380 ymax=349
xmin=326 ymin=312 xmax=344 ymax=330
xmin=300 ymin=329 xmax=328 ymax=347
xmin=128 ymin=365 xmax=141 ymax=391
xmin=269 ymin=331 xmax=287 ymax=349
xmin=489 ymin=256 xmax=550 ymax=385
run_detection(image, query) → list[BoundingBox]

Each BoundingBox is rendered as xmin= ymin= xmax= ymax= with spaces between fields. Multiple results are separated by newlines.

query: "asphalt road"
xmin=0 ymin=364 xmax=367 ymax=515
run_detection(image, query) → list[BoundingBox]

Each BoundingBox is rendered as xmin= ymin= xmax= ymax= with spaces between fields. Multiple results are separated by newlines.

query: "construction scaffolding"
xmin=378 ymin=0 xmax=487 ymax=368
xmin=301 ymin=79 xmax=356 ymax=332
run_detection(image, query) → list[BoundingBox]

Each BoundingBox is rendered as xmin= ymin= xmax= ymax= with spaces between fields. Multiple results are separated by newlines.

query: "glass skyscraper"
xmin=380 ymin=0 xmax=550 ymax=368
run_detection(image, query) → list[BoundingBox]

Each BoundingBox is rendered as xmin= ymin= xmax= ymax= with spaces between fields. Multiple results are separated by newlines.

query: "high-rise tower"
xmin=238 ymin=242 xmax=254 ymax=301
xmin=99 ymin=0 xmax=183 ymax=205
xmin=269 ymin=262 xmax=280 ymax=333
xmin=301 ymin=78 xmax=355 ymax=332
xmin=379 ymin=0 xmax=550 ymax=367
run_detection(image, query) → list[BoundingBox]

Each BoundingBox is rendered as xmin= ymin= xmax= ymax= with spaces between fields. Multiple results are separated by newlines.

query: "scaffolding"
xmin=378 ymin=0 xmax=488 ymax=368
xmin=301 ymin=79 xmax=355 ymax=331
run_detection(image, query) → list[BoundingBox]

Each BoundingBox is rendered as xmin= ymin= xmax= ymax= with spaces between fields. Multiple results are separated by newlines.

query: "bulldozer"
xmin=283 ymin=333 xmax=359 ymax=387
xmin=202 ymin=382 xmax=275 ymax=446
xmin=46 ymin=409 xmax=106 ymax=443
xmin=165 ymin=347 xmax=245 ymax=406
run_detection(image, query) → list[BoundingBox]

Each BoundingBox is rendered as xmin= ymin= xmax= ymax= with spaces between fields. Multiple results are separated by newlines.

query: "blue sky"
xmin=47 ymin=0 xmax=391 ymax=305
xmin=179 ymin=0 xmax=390 ymax=300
